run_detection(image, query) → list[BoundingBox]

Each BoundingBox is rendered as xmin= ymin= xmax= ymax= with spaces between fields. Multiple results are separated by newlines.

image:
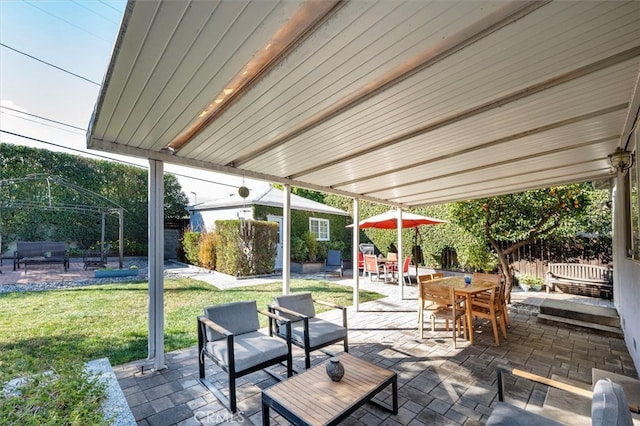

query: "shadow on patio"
xmin=113 ymin=295 xmax=636 ymax=426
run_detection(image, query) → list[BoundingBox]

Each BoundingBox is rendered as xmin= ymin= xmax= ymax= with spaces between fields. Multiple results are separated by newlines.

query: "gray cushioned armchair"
xmin=198 ymin=300 xmax=292 ymax=413
xmin=269 ymin=292 xmax=348 ymax=369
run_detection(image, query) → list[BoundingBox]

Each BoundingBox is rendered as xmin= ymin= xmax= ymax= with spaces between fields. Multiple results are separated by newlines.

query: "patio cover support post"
xmin=282 ymin=184 xmax=291 ymax=295
xmin=352 ymin=198 xmax=360 ymax=311
xmin=118 ymin=207 xmax=124 ymax=269
xmin=100 ymin=212 xmax=106 ymax=256
xmin=612 ymin=169 xmax=625 ymax=303
xmin=397 ymin=208 xmax=404 ymax=299
xmin=148 ymin=159 xmax=166 ymax=370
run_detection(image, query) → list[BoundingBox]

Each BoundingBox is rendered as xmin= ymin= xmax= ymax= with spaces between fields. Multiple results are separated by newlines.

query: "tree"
xmin=0 ymin=143 xmax=188 ymax=253
xmin=449 ymin=184 xmax=593 ymax=301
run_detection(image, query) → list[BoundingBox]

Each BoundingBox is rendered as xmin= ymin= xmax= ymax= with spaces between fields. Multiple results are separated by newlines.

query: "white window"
xmin=309 ymin=218 xmax=330 ymax=241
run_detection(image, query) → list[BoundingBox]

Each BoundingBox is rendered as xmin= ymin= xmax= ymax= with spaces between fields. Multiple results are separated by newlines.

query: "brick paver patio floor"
xmin=113 ymin=292 xmax=637 ymax=426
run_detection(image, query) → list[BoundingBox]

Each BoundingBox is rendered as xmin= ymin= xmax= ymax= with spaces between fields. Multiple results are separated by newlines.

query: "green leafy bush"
xmin=290 ymin=236 xmax=308 ymax=262
xmin=302 ymin=231 xmax=318 ymax=261
xmin=198 ymin=230 xmax=216 ymax=270
xmin=181 ymin=231 xmax=201 ymax=265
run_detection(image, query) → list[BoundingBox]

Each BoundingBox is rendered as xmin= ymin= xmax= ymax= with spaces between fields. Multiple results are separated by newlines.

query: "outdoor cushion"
xmin=205 ymin=330 xmax=289 ymax=372
xmin=273 ymin=292 xmax=316 ymax=320
xmin=591 ymin=379 xmax=633 ymax=426
xmin=203 ymin=301 xmax=260 ymax=341
xmin=281 ymin=317 xmax=348 ymax=347
xmin=486 ymin=402 xmax=563 ymax=426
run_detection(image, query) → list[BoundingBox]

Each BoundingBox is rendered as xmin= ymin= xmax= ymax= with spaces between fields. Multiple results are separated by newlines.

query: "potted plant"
xmin=518 ymin=274 xmax=543 ymax=292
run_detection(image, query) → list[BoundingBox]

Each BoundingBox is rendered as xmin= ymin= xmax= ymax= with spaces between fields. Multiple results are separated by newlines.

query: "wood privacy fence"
xmin=500 ymin=239 xmax=611 ymax=280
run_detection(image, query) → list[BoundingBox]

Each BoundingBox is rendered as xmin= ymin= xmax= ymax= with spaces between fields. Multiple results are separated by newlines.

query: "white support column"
xmin=148 ymin=159 xmax=166 ymax=370
xmin=282 ymin=184 xmax=291 ymax=295
xmin=612 ymin=169 xmax=626 ymax=307
xmin=352 ymin=198 xmax=360 ymax=312
xmin=118 ymin=208 xmax=124 ymax=269
xmin=397 ymin=208 xmax=404 ymax=299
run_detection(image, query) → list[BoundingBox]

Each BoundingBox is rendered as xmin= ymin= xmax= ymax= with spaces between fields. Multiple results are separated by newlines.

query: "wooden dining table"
xmin=418 ymin=276 xmax=498 ymax=345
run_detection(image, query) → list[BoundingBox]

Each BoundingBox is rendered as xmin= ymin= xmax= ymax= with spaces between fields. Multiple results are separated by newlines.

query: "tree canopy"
xmin=449 ymin=183 xmax=601 ymax=299
xmin=0 ymin=143 xmax=188 ymax=253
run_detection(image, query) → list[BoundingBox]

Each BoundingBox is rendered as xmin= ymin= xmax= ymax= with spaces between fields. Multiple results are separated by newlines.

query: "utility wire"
xmin=23 ymin=0 xmax=114 ymax=44
xmin=1 ymin=106 xmax=86 ymax=131
xmin=0 ymin=43 xmax=101 ymax=86
xmin=0 ymin=111 xmax=85 ymax=136
xmin=98 ymin=0 xmax=122 ymax=14
xmin=0 ymin=129 xmax=243 ymax=189
xmin=71 ymin=0 xmax=120 ymax=25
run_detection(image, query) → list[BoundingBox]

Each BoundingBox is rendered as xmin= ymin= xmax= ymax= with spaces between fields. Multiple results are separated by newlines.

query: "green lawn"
xmin=0 ymin=278 xmax=384 ymax=383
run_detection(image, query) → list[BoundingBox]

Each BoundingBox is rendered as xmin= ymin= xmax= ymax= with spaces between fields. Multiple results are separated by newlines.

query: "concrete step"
xmin=537 ymin=313 xmax=623 ymax=338
xmin=539 ymin=299 xmax=620 ymax=327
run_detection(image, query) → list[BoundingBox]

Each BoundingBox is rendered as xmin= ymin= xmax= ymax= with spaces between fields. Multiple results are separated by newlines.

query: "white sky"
xmin=0 ymin=0 xmax=268 ymax=205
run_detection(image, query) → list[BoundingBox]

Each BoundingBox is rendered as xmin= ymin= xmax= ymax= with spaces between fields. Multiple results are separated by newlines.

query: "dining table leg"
xmin=465 ymin=294 xmax=474 ymax=345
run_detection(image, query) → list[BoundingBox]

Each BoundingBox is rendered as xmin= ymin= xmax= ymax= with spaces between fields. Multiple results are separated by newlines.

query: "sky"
xmin=0 ymin=0 xmax=268 ymax=205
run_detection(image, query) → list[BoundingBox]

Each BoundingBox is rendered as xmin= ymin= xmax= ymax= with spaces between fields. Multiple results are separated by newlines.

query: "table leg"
xmin=262 ymin=401 xmax=270 ymax=426
xmin=392 ymin=375 xmax=398 ymax=414
xmin=465 ymin=294 xmax=474 ymax=345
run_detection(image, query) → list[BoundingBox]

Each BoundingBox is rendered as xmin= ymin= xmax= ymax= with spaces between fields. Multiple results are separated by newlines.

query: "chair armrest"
xmin=258 ymin=309 xmax=291 ymax=323
xmin=314 ymin=300 xmax=348 ymax=328
xmin=198 ymin=315 xmax=233 ymax=337
xmin=314 ymin=299 xmax=345 ymax=310
xmin=267 ymin=304 xmax=308 ymax=320
xmin=497 ymin=366 xmax=593 ymax=403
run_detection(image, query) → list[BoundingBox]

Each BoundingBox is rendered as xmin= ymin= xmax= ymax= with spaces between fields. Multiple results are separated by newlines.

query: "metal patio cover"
xmin=350 ymin=210 xmax=446 ymax=230
xmin=87 ymin=1 xmax=640 ymax=207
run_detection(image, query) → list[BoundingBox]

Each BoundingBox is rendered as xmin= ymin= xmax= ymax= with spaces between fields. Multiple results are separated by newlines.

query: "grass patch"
xmin=0 ymin=278 xmax=384 ymax=382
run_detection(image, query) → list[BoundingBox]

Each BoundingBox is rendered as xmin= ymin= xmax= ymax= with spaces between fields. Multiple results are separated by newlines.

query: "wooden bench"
xmin=546 ymin=263 xmax=613 ymax=300
xmin=14 ymin=241 xmax=69 ymax=272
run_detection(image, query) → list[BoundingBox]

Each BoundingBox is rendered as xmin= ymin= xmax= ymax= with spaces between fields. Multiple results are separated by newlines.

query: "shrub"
xmin=181 ymin=230 xmax=201 ymax=265
xmin=198 ymin=230 xmax=216 ymax=270
xmin=302 ymin=231 xmax=318 ymax=261
xmin=290 ymin=236 xmax=308 ymax=262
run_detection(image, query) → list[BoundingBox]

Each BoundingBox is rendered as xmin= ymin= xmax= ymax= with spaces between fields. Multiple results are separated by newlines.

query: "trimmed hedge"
xmin=215 ymin=220 xmax=278 ymax=275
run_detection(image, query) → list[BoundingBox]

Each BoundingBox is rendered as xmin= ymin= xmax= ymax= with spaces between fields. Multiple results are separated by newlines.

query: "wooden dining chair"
xmin=468 ymin=285 xmax=507 ymax=346
xmin=418 ymin=283 xmax=468 ymax=348
xmin=472 ymin=272 xmax=510 ymax=327
xmin=417 ymin=272 xmax=447 ymax=320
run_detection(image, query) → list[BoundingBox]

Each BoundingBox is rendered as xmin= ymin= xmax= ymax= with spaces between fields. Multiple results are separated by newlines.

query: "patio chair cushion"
xmin=203 ymin=301 xmax=260 ymax=341
xmin=281 ymin=317 xmax=348 ymax=348
xmin=486 ymin=402 xmax=563 ymax=426
xmin=273 ymin=292 xmax=316 ymax=320
xmin=591 ymin=379 xmax=632 ymax=426
xmin=205 ymin=331 xmax=289 ymax=372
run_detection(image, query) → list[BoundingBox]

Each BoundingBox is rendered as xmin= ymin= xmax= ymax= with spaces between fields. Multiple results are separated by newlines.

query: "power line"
xmin=0 ymin=111 xmax=85 ymax=136
xmin=1 ymin=43 xmax=101 ymax=86
xmin=1 ymin=106 xmax=86 ymax=131
xmin=98 ymin=0 xmax=122 ymax=14
xmin=71 ymin=0 xmax=120 ymax=25
xmin=0 ymin=129 xmax=242 ymax=189
xmin=23 ymin=0 xmax=114 ymax=44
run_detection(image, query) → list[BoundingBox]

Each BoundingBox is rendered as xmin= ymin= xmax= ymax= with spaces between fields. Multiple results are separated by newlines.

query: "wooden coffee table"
xmin=261 ymin=353 xmax=398 ymax=425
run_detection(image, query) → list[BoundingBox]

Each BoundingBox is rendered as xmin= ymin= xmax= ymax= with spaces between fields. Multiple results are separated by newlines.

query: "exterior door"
xmin=267 ymin=215 xmax=283 ymax=270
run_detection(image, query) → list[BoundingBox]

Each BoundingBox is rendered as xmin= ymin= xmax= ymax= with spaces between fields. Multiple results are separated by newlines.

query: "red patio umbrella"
xmin=348 ymin=210 xmax=447 ymax=289
xmin=351 ymin=210 xmax=447 ymax=229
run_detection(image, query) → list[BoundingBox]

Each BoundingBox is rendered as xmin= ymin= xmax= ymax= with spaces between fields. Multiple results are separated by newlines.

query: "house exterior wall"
xmin=189 ymin=207 xmax=253 ymax=232
xmin=617 ymin=258 xmax=640 ymax=376
xmin=254 ymin=204 xmax=351 ymax=258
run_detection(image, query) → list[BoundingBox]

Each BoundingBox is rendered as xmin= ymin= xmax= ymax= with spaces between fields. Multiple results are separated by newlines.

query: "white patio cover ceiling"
xmin=87 ymin=0 xmax=640 ymax=208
